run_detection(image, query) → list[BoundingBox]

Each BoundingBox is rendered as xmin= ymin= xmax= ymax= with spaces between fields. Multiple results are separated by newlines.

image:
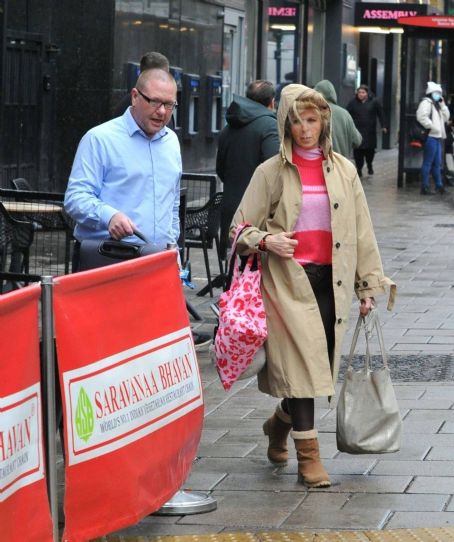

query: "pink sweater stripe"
xmin=292 ymin=151 xmax=332 ymax=265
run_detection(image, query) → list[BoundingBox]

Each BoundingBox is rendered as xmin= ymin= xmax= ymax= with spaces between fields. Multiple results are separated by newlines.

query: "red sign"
xmin=398 ymin=15 xmax=454 ymax=28
xmin=0 ymin=285 xmax=53 ymax=542
xmin=53 ymin=251 xmax=204 ymax=542
xmin=268 ymin=7 xmax=297 ymax=17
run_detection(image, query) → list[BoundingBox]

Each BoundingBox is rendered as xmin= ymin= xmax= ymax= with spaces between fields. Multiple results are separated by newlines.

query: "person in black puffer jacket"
xmin=346 ymin=85 xmax=387 ymax=178
xmin=216 ymin=81 xmax=279 ymax=259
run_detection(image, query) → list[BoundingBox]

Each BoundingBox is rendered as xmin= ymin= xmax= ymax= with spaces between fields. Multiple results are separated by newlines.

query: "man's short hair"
xmin=136 ymin=68 xmax=175 ymax=91
xmin=246 ymin=80 xmax=275 ymax=107
xmin=140 ymin=51 xmax=170 ymax=72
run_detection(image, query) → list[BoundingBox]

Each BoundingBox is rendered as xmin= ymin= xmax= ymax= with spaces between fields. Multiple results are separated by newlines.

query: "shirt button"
xmin=335 ymin=242 xmax=341 ymax=249
xmin=334 ymin=203 xmax=339 ymax=209
xmin=362 ymin=280 xmax=368 ymax=287
xmin=337 ymin=318 xmax=343 ymax=324
xmin=337 ymin=280 xmax=342 ymax=286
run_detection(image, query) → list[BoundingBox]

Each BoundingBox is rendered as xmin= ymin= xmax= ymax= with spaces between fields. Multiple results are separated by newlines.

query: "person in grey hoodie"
xmin=314 ymin=80 xmax=362 ymax=158
xmin=216 ymin=80 xmax=279 ymax=259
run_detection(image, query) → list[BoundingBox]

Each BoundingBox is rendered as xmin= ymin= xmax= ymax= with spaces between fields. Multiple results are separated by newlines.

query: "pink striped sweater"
xmin=292 ymin=146 xmax=332 ymax=265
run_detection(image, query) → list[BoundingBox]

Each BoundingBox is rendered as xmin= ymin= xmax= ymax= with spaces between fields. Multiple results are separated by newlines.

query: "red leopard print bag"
xmin=213 ymin=224 xmax=268 ymax=390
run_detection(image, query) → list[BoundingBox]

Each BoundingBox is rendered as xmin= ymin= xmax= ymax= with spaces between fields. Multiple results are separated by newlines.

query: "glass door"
xmin=222 ymin=9 xmax=246 ymax=120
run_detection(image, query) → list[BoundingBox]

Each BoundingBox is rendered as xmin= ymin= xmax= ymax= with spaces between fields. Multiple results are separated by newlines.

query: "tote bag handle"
xmin=346 ymin=308 xmax=388 ymax=372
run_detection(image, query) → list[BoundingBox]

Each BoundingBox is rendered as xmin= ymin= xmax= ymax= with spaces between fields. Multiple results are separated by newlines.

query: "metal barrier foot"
xmin=153 ymin=490 xmax=217 ymax=515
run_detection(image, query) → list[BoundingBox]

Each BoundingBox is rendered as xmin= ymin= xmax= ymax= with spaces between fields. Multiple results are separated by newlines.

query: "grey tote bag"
xmin=336 ymin=309 xmax=402 ymax=454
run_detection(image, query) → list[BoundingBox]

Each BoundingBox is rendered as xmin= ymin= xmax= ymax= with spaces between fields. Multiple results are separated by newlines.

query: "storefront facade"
xmin=0 ymin=0 xmax=451 ymax=191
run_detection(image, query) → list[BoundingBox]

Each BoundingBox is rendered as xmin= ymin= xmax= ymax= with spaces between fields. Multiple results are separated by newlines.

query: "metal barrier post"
xmin=41 ymin=276 xmax=59 ymax=542
xmin=154 ymin=489 xmax=217 ymax=516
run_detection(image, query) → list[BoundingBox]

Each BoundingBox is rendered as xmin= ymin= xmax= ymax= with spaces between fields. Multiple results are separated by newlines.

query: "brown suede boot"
xmin=262 ymin=403 xmax=292 ymax=465
xmin=291 ymin=429 xmax=331 ymax=488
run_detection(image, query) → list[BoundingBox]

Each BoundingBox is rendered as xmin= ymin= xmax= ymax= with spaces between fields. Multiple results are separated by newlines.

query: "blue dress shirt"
xmin=65 ymin=108 xmax=182 ymax=250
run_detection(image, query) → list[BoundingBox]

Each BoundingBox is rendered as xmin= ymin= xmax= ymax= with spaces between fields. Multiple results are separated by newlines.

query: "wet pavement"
xmin=96 ymin=148 xmax=454 ymax=540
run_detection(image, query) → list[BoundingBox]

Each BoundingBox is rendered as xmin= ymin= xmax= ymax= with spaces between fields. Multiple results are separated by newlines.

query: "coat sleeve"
xmin=353 ymin=174 xmax=396 ymax=310
xmin=441 ymin=102 xmax=451 ymax=123
xmin=375 ymin=99 xmax=386 ymax=129
xmin=216 ymin=130 xmax=227 ymax=182
xmin=230 ymin=166 xmax=274 ymax=254
xmin=349 ymin=115 xmax=362 ymax=148
xmin=416 ymin=99 xmax=433 ymax=129
xmin=260 ymin=119 xmax=280 ymax=162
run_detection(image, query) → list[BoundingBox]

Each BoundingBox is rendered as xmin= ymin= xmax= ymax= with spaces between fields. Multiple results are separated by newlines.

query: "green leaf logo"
xmin=75 ymin=387 xmax=94 ymax=442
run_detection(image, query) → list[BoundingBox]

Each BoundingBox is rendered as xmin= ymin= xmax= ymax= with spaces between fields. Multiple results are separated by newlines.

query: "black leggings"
xmin=283 ymin=264 xmax=335 ymax=432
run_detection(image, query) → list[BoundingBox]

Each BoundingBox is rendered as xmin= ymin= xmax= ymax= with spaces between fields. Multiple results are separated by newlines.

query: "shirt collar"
xmin=123 ymin=106 xmax=168 ymax=141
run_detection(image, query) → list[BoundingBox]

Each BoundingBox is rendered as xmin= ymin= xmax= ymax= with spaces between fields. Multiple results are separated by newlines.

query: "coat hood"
xmin=225 ymin=94 xmax=276 ymax=128
xmin=277 ymin=84 xmax=333 ymax=161
xmin=313 ymin=80 xmax=338 ymax=105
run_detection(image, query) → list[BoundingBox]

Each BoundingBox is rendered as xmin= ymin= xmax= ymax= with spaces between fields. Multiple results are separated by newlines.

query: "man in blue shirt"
xmin=65 ymin=67 xmax=211 ymax=350
xmin=65 ymin=68 xmax=181 ymax=252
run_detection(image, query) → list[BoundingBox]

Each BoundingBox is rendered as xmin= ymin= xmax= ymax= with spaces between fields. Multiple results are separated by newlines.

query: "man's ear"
xmin=269 ymin=98 xmax=276 ymax=111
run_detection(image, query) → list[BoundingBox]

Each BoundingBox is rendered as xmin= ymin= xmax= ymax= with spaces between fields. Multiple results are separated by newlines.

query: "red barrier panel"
xmin=53 ymin=251 xmax=204 ymax=542
xmin=0 ymin=285 xmax=53 ymax=542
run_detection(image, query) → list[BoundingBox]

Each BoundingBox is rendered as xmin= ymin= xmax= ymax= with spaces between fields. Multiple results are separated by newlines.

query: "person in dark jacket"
xmin=216 ymin=80 xmax=279 ymax=258
xmin=314 ymin=79 xmax=362 ymax=158
xmin=346 ymin=84 xmax=387 ymax=177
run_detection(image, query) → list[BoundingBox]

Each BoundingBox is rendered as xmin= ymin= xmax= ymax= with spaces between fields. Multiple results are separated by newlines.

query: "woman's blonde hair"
xmin=284 ymin=93 xmax=332 ymax=155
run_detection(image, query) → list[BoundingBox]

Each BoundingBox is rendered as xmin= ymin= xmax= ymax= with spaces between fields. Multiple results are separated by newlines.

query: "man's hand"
xmin=108 ymin=212 xmax=136 ymax=240
xmin=360 ymin=297 xmax=375 ymax=316
xmin=265 ymin=231 xmax=298 ymax=258
xmin=382 ymin=128 xmax=388 ymax=134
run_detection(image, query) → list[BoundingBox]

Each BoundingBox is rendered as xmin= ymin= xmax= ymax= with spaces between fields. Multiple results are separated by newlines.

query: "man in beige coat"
xmin=232 ymin=84 xmax=395 ymax=488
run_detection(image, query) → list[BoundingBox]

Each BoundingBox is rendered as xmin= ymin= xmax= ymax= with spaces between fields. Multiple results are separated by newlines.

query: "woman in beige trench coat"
xmin=231 ymin=84 xmax=395 ymax=488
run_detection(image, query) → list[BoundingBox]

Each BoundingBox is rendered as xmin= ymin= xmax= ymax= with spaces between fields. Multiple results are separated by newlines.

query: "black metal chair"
xmin=10 ymin=177 xmax=33 ymax=191
xmin=1 ymin=187 xmax=74 ymax=275
xmin=0 ymin=203 xmax=35 ymax=293
xmin=185 ymin=192 xmax=225 ymax=297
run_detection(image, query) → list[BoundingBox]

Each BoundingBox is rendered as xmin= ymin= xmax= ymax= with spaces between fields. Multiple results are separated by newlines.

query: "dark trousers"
xmin=353 ymin=148 xmax=375 ymax=174
xmin=304 ymin=264 xmax=336 ymax=362
xmin=283 ymin=264 xmax=335 ymax=431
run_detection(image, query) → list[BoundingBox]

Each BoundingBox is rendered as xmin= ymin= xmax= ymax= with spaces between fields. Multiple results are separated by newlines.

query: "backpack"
xmin=409 ymin=101 xmax=432 ymax=148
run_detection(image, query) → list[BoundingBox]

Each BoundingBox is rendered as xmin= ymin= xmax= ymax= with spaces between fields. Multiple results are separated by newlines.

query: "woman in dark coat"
xmin=346 ymin=85 xmax=387 ymax=177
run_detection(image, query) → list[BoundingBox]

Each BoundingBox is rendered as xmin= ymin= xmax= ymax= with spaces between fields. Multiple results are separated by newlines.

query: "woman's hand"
xmin=359 ymin=297 xmax=375 ymax=316
xmin=265 ymin=231 xmax=298 ymax=258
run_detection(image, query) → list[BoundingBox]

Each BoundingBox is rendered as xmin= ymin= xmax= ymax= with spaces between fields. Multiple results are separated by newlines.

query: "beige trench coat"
xmin=231 ymin=84 xmax=395 ymax=399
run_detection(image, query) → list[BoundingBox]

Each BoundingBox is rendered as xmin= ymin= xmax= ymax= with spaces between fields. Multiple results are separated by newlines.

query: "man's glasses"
xmin=136 ymin=89 xmax=177 ymax=111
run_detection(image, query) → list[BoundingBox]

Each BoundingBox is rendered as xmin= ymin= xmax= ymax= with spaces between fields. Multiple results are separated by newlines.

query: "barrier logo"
xmin=63 ymin=327 xmax=203 ymax=465
xmin=0 ymin=383 xmax=44 ymax=502
xmin=75 ymin=387 xmax=94 ymax=443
